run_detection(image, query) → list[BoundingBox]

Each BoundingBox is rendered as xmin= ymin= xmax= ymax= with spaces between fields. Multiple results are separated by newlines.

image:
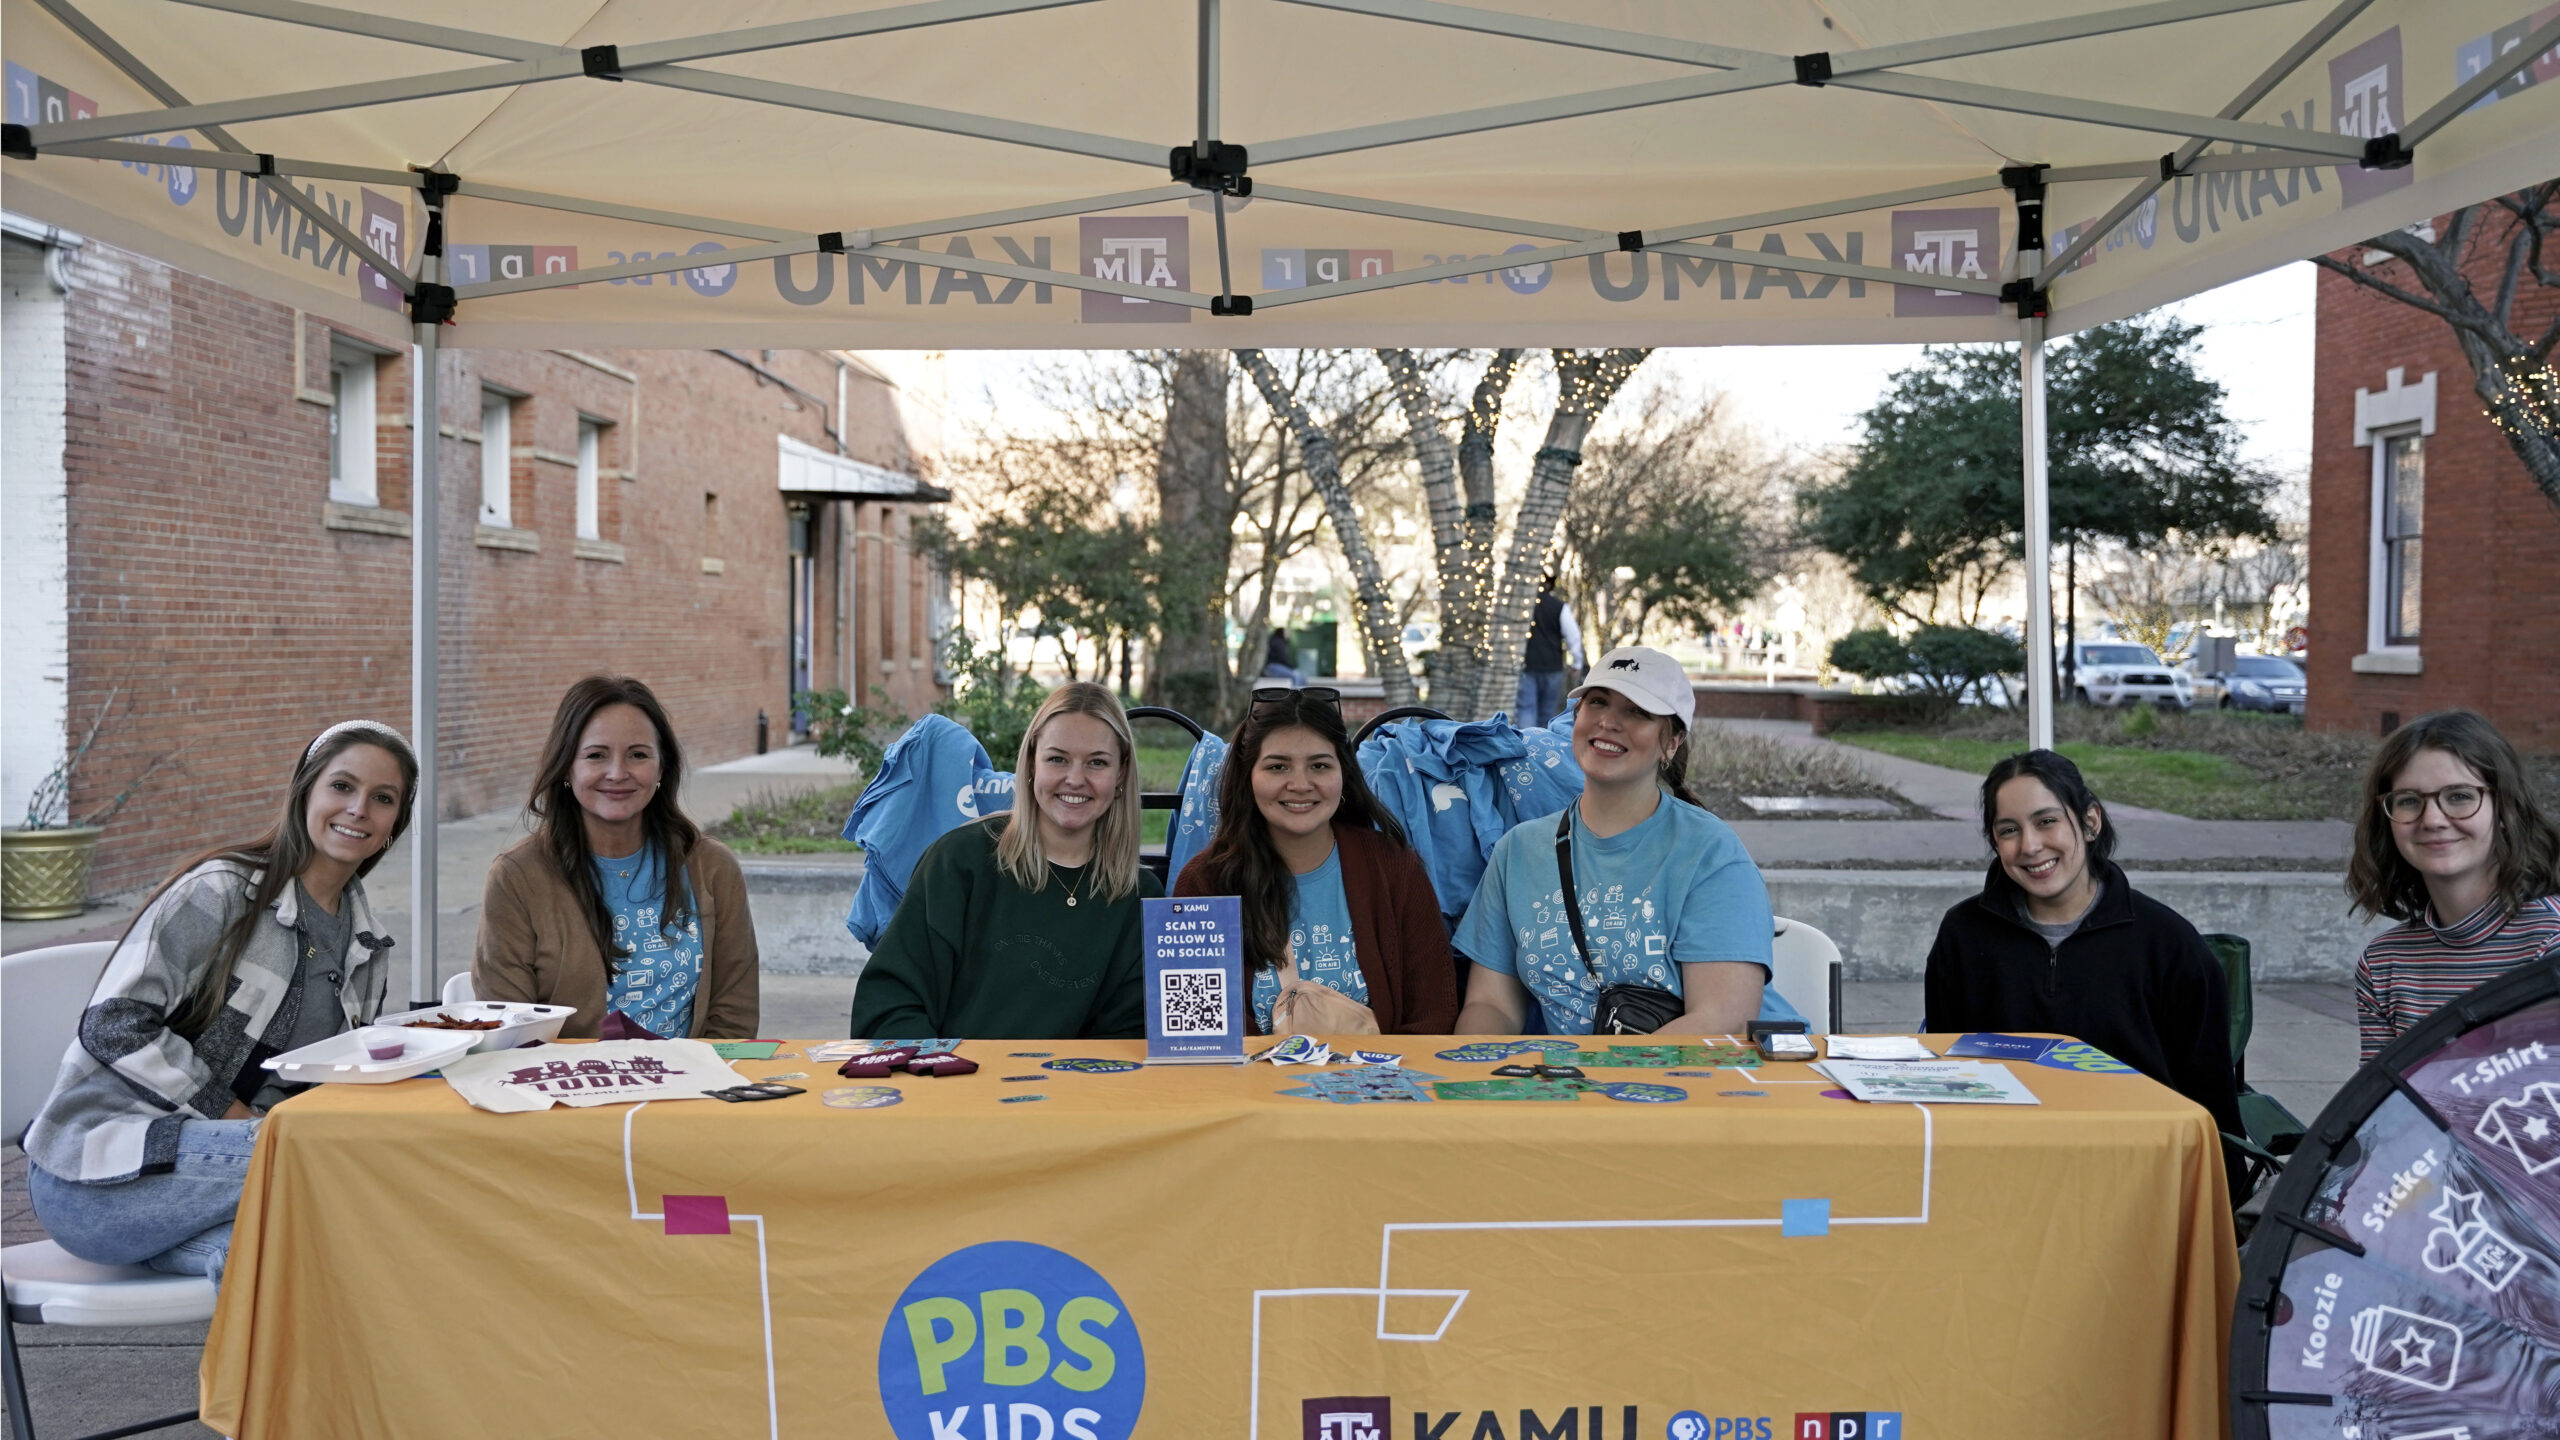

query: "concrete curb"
xmin=1763 ymin=868 xmax=2383 ymax=983
xmin=740 ymin=857 xmax=868 ymax=975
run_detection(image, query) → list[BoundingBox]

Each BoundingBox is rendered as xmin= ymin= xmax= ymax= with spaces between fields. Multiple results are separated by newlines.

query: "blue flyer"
xmin=1944 ymin=1032 xmax=2056 ymax=1062
xmin=1142 ymin=896 xmax=1246 ymax=1064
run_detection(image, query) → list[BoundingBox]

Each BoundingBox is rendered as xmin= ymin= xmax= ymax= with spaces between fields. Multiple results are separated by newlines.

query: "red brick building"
xmin=3 ymin=222 xmax=949 ymax=893
xmin=2307 ymin=215 xmax=2560 ymax=751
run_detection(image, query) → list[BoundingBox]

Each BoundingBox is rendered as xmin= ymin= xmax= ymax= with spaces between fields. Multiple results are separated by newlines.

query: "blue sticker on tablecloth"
xmin=1434 ymin=1039 xmax=1584 ymax=1063
xmin=2034 ymin=1043 xmax=2137 ymax=1074
xmin=1042 ymin=1058 xmax=1145 ymax=1074
xmin=1596 ymin=1082 xmax=1687 ymax=1103
xmin=1001 ymin=1093 xmax=1050 ymax=1104
xmin=1276 ymin=1065 xmax=1444 ymax=1104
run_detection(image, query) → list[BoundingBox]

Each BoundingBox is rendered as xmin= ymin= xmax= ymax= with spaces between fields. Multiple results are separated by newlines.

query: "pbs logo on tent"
xmin=1499 ymin=243 xmax=1551 ymax=295
xmin=879 ymin=1241 xmax=1145 ymax=1440
xmin=682 ymin=241 xmax=739 ymax=298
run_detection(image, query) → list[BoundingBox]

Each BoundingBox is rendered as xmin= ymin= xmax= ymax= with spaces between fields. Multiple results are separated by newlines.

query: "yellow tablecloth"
xmin=201 ymin=1037 xmax=2235 ymax=1439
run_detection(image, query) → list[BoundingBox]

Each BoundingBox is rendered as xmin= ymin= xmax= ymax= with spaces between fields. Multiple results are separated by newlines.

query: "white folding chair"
xmin=4 ymin=940 xmax=218 ymax=1440
xmin=1769 ymin=917 xmax=1845 ymax=1035
xmin=441 ymin=970 xmax=477 ymax=1008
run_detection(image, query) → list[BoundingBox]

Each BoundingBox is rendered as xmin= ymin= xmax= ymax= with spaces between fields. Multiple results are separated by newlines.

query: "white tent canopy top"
xmin=8 ymin=0 xmax=2558 ymax=1005
xmin=6 ymin=0 xmax=2557 ymax=352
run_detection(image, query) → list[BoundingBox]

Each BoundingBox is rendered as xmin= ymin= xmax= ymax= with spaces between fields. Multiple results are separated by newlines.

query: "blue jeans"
xmin=26 ymin=1119 xmax=259 ymax=1287
xmin=1517 ymin=670 xmax=1567 ymax=727
xmin=1261 ymin=662 xmax=1308 ymax=686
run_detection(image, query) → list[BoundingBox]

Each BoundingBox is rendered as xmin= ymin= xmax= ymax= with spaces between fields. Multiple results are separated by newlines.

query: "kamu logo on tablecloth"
xmin=880 ymin=1241 xmax=1144 ymax=1440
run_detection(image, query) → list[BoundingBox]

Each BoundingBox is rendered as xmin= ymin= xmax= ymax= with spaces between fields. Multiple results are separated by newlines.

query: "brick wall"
xmin=53 ymin=242 xmax=942 ymax=893
xmin=2307 ymin=220 xmax=2560 ymax=752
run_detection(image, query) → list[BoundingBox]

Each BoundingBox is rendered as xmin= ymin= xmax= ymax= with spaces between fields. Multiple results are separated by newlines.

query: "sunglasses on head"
xmin=1250 ymin=685 xmax=1342 ymax=717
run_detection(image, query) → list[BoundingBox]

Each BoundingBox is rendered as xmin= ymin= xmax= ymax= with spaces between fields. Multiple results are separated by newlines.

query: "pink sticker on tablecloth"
xmin=663 ymin=1195 xmax=731 ymax=1235
xmin=1818 ymin=1089 xmax=1854 ymax=1101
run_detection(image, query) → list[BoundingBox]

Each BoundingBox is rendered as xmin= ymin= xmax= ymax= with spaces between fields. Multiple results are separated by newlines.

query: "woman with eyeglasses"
xmin=1920 ymin=749 xmax=2243 ymax=1138
xmin=1174 ymin=686 xmax=1457 ymax=1035
xmin=849 ymin=681 xmax=1161 ymax=1039
xmin=2350 ymin=710 xmax=2560 ymax=1062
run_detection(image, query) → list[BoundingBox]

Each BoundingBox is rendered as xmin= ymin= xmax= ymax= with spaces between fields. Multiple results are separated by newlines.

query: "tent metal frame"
xmin=8 ymin=0 xmax=2551 ymax=1002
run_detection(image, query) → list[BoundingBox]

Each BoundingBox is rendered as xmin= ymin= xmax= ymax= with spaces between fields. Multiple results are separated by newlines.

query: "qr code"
xmin=1160 ymin=968 xmax=1229 ymax=1036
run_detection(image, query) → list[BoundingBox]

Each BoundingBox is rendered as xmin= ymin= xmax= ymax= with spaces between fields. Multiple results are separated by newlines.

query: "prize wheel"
xmin=2233 ymin=958 xmax=2560 ymax=1436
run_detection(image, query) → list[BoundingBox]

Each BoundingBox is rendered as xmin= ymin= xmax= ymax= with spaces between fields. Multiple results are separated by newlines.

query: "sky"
xmin=924 ymin=260 xmax=2316 ymax=481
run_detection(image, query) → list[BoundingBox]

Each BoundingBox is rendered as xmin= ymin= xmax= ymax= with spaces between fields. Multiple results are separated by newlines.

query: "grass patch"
xmin=1834 ymin=706 xmax=2560 ymax=820
xmin=706 ymin=782 xmax=864 ymax=854
xmin=1687 ymin=725 xmax=1918 ymax=822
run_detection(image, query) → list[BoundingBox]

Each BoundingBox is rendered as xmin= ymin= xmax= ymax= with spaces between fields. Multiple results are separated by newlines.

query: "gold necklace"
xmin=1058 ymin=862 xmax=1092 ymax=908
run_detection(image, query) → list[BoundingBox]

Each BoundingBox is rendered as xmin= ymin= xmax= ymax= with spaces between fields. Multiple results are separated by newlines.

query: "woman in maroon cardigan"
xmin=1174 ymin=687 xmax=1458 ymax=1034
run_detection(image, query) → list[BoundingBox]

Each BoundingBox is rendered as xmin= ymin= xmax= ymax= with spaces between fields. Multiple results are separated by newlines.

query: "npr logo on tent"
xmin=1080 ymin=217 xmax=1189 ymax=324
xmin=1890 ymin=208 xmax=1996 ymax=318
xmin=1262 ymin=249 xmax=1394 ymax=290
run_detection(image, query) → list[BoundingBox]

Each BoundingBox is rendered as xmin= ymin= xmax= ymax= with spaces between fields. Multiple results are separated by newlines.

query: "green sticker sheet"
xmin=1560 ymin=1044 xmax=1752 ymax=1069
xmin=711 ymin=1041 xmax=784 ymax=1061
xmin=1432 ymin=1079 xmax=1590 ymax=1102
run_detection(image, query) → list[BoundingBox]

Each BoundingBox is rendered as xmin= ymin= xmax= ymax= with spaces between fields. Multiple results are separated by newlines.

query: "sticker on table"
xmin=1719 ymin=1090 xmax=1770 ymax=1098
xmin=1432 ymin=1079 xmax=1587 ymax=1102
xmin=1009 ymin=1051 xmax=1055 ymax=1058
xmin=1277 ymin=1065 xmax=1441 ymax=1104
xmin=1595 ymin=1082 xmax=1687 ymax=1103
xmin=1042 ymin=1058 xmax=1144 ymax=1074
xmin=823 ymin=1085 xmax=905 ymax=1109
xmin=1001 ymin=1093 xmax=1050 ymax=1104
xmin=811 ymin=1038 xmax=962 ymax=1062
xmin=2035 ymin=1043 xmax=2137 ymax=1074
xmin=758 ymin=1072 xmax=809 ymax=1082
xmin=1434 ymin=1040 xmax=1582 ymax=1063
xmin=710 ymin=1041 xmax=782 ymax=1061
xmin=1002 ymin=1074 xmax=1048 ymax=1083
xmin=1564 ymin=1044 xmax=1732 ymax=1069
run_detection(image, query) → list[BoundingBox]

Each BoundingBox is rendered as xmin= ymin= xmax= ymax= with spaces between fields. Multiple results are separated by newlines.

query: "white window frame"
xmin=2351 ymin=367 xmax=2435 ymax=669
xmin=327 ymin=342 xmax=378 ymax=507
xmin=2372 ymin=428 xmax=2423 ymax=650
xmin=575 ymin=417 xmax=603 ymax=540
xmin=478 ymin=390 xmax=513 ymax=528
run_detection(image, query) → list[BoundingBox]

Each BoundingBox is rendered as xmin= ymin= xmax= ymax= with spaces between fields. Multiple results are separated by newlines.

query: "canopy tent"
xmin=7 ymin=0 xmax=2557 ymax=1001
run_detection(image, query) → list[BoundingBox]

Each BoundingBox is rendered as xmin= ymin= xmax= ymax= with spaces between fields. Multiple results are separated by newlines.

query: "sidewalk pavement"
xmin=0 ymin=975 xmax=2362 ymax=1440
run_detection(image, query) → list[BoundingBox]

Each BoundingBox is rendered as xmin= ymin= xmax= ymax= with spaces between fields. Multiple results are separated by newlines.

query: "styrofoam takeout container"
xmin=261 ymin=1025 xmax=479 ymax=1085
xmin=371 ymin=1000 xmax=578 ymax=1054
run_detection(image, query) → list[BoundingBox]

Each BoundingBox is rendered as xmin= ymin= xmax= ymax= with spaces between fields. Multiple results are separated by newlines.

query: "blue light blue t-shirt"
xmin=1250 ymin=847 xmax=1369 ymax=1033
xmin=1452 ymin=794 xmax=1802 ymax=1035
xmin=596 ymin=845 xmax=703 ymax=1038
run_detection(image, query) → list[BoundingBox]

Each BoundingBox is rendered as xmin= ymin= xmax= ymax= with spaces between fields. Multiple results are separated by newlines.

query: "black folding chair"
xmin=2204 ymin=931 xmax=2307 ymax=1226
xmin=1125 ymin=705 xmax=1207 ymax=888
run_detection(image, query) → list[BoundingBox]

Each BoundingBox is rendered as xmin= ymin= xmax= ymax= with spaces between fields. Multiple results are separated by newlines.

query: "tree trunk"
xmin=1378 ymin=349 xmax=1467 ymax=708
xmin=1444 ymin=350 xmax=1524 ymax=714
xmin=1235 ymin=350 xmax=1417 ymax=706
xmin=1150 ymin=351 xmax=1236 ymax=722
xmin=1467 ymin=349 xmax=1648 ymax=720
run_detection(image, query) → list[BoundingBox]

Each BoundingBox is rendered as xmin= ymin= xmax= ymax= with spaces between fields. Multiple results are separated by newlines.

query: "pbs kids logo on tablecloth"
xmin=880 ymin=1241 xmax=1144 ymax=1440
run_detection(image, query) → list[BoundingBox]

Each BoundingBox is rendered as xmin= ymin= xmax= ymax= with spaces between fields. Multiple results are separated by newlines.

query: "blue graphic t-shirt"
xmin=596 ymin=844 xmax=703 ymax=1038
xmin=1452 ymin=794 xmax=1802 ymax=1035
xmin=1250 ymin=846 xmax=1369 ymax=1033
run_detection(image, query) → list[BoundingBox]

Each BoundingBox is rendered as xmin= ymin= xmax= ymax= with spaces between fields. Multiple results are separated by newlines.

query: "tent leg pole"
xmin=410 ymin=283 xmax=441 ymax=1009
xmin=2021 ymin=313 xmax=2056 ymax=753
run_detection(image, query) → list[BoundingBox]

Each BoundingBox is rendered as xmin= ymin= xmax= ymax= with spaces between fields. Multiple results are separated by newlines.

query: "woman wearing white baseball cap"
xmin=1453 ymin=646 xmax=1804 ymax=1035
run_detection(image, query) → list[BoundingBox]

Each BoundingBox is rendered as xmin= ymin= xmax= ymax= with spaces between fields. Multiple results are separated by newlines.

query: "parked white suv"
xmin=2072 ymin=642 xmax=2192 ymax=709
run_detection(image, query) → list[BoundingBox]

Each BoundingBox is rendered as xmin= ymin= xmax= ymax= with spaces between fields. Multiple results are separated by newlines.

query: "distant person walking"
xmin=1263 ymin=627 xmax=1307 ymax=686
xmin=1517 ymin=575 xmax=1584 ymax=727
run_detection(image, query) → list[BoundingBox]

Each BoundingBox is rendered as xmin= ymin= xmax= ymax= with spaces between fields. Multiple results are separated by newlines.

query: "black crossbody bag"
xmin=1553 ymin=810 xmax=1687 ymax=1035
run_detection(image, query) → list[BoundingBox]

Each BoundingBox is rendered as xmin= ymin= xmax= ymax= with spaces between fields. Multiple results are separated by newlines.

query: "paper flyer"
xmin=1817 ymin=1059 xmax=2041 ymax=1105
xmin=1944 ymin=1033 xmax=2058 ymax=1062
xmin=1143 ymin=895 xmax=1246 ymax=1064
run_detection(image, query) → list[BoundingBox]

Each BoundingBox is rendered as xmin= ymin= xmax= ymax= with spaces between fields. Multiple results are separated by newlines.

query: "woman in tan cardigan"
xmin=474 ymin=676 xmax=758 ymax=1038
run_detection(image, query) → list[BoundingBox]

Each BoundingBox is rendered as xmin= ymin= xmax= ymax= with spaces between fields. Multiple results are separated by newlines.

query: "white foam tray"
xmin=373 ymin=1000 xmax=578 ymax=1054
xmin=261 ymin=1026 xmax=479 ymax=1085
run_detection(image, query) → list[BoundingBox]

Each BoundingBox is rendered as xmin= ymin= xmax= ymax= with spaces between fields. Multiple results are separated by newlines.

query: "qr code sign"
xmin=1160 ymin=968 xmax=1229 ymax=1036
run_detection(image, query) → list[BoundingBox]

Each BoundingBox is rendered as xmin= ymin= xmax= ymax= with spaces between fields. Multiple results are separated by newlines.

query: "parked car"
xmin=2186 ymin=653 xmax=2307 ymax=715
xmin=2070 ymin=643 xmax=2192 ymax=709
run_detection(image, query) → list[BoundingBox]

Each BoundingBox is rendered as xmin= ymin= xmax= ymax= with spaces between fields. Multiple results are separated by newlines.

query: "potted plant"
xmin=3 ymin=688 xmax=167 ymax=920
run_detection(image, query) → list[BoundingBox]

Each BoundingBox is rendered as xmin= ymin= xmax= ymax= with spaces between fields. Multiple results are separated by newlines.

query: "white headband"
xmin=304 ymin=719 xmax=415 ymax=764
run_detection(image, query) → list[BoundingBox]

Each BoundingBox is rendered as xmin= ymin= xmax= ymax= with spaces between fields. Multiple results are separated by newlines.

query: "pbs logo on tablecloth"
xmin=879 ymin=1241 xmax=1145 ymax=1440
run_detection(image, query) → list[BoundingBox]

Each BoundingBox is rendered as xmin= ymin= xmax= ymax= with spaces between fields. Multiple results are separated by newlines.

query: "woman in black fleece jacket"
xmin=1921 ymin=750 xmax=2244 ymax=1142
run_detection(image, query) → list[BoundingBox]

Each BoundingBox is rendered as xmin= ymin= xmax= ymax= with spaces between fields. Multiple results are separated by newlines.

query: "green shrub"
xmin=1828 ymin=628 xmax=1912 ymax=683
xmin=935 ymin=630 xmax=1046 ymax=767
xmin=1905 ymin=624 xmax=2025 ymax=705
xmin=793 ymin=688 xmax=905 ymax=779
